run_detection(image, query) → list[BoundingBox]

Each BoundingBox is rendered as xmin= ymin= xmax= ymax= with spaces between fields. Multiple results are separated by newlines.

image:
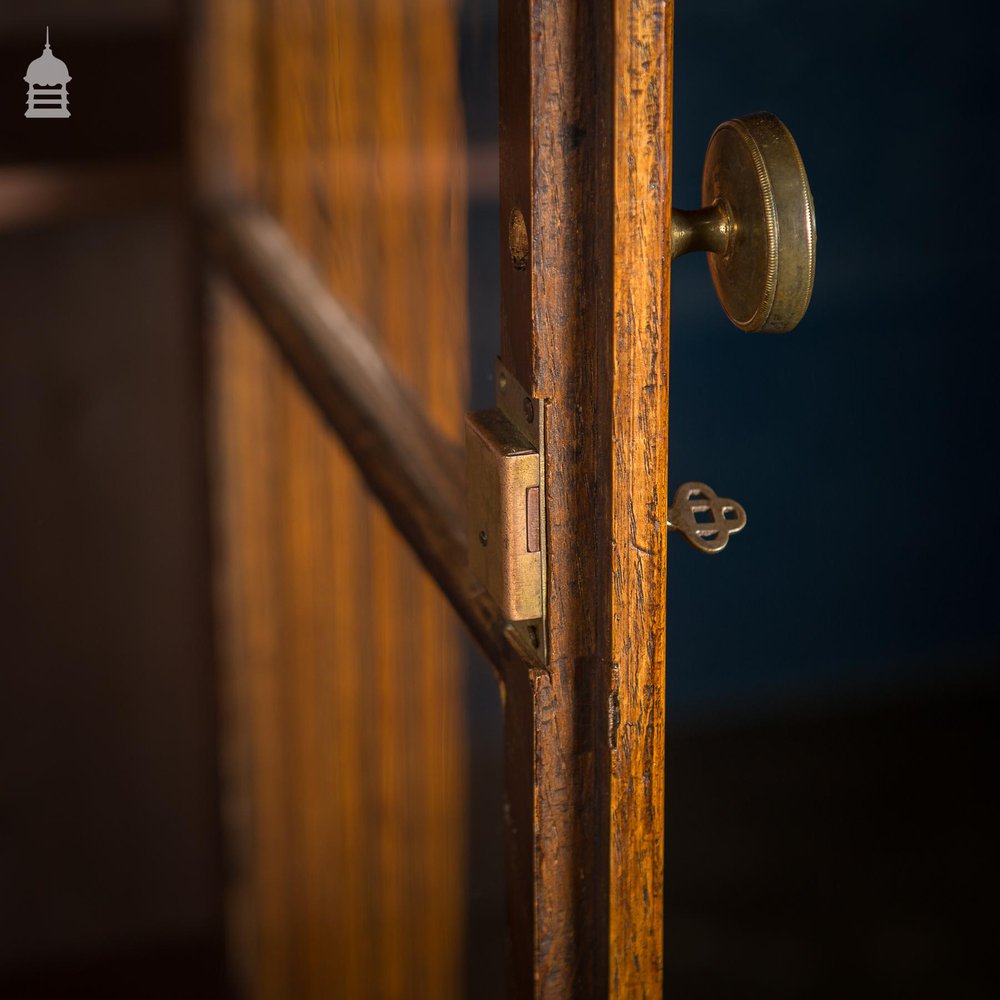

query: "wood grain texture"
xmin=197 ymin=2 xmax=480 ymax=996
xmin=605 ymin=2 xmax=671 ymax=995
xmin=200 ymin=0 xmax=672 ymax=995
xmin=499 ymin=0 xmax=671 ymax=995
xmin=500 ymin=1 xmax=606 ymax=995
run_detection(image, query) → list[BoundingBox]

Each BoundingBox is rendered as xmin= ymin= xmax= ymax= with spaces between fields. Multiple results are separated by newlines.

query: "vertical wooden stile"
xmin=499 ymin=0 xmax=671 ymax=995
xmin=604 ymin=1 xmax=672 ymax=994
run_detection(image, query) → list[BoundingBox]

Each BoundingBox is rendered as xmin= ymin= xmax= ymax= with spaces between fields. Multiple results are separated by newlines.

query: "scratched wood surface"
xmin=197 ymin=2 xmax=469 ymax=997
xmin=498 ymin=1 xmax=604 ymax=991
xmin=604 ymin=2 xmax=671 ymax=993
xmin=499 ymin=0 xmax=671 ymax=995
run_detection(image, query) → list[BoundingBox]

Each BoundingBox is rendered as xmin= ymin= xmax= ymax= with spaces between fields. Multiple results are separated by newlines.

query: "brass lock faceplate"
xmin=465 ymin=408 xmax=541 ymax=622
xmin=465 ymin=362 xmax=546 ymax=637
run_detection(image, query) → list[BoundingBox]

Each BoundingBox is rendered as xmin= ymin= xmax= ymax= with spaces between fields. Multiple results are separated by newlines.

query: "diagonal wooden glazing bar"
xmin=500 ymin=0 xmax=671 ymax=996
xmin=204 ymin=206 xmax=536 ymax=682
xmin=205 ymin=0 xmax=671 ymax=990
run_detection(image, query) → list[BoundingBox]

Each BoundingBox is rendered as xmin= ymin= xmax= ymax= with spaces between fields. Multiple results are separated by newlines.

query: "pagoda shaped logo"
xmin=24 ymin=28 xmax=71 ymax=118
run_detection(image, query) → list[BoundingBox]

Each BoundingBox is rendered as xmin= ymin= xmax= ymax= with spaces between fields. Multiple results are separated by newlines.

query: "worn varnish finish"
xmin=500 ymin=0 xmax=671 ymax=996
xmin=499 ymin=0 xmax=605 ymax=990
xmin=197 ymin=2 xmax=471 ymax=996
xmin=605 ymin=2 xmax=671 ymax=994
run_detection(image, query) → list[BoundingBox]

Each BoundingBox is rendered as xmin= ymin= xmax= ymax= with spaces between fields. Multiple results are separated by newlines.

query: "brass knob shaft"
xmin=672 ymin=112 xmax=816 ymax=333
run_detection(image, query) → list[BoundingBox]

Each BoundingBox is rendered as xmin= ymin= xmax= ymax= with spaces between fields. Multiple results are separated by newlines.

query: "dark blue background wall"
xmin=668 ymin=0 xmax=998 ymax=722
xmin=457 ymin=5 xmax=999 ymax=993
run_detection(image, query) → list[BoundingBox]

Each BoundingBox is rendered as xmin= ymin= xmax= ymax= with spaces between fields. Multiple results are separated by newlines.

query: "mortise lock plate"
xmin=465 ymin=363 xmax=546 ymax=643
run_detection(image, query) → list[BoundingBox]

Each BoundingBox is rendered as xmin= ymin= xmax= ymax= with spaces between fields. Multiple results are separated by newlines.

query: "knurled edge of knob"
xmin=788 ymin=129 xmax=817 ymax=327
xmin=721 ymin=115 xmax=780 ymax=332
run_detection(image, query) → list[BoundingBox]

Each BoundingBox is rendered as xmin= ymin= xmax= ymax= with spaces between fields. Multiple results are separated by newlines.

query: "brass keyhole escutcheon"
xmin=672 ymin=112 xmax=816 ymax=333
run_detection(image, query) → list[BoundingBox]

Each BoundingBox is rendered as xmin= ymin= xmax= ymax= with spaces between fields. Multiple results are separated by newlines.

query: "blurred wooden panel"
xmin=199 ymin=2 xmax=469 ymax=997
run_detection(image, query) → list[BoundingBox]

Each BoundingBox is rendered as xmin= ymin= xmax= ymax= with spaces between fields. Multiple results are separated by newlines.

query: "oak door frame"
xmin=200 ymin=1 xmax=671 ymax=996
xmin=497 ymin=0 xmax=670 ymax=995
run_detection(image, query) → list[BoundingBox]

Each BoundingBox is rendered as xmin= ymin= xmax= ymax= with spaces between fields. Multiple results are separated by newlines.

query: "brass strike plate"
xmin=465 ymin=362 xmax=546 ymax=656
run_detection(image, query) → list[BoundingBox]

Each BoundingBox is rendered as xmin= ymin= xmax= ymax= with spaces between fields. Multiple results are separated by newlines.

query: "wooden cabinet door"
xmin=195 ymin=2 xmax=671 ymax=997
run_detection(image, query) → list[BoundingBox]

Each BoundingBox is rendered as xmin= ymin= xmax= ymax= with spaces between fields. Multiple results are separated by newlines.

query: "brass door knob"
xmin=671 ymin=112 xmax=816 ymax=333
